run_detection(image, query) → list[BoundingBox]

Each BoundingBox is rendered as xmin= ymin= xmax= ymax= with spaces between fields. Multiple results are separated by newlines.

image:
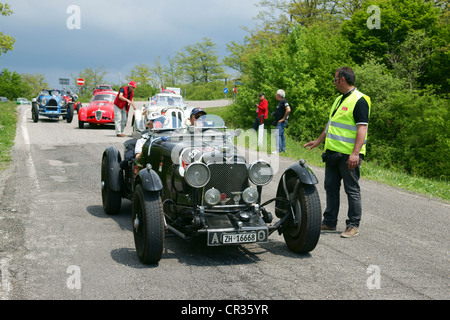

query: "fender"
xmin=274 ymin=159 xmax=318 ymax=217
xmin=137 ymin=166 xmax=163 ymax=192
xmin=78 ymin=105 xmax=87 ymax=122
xmin=283 ymin=159 xmax=318 ymax=186
xmin=103 ymin=146 xmax=123 ymax=192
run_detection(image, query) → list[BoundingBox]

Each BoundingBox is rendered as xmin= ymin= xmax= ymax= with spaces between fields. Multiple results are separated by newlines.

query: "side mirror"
xmin=234 ymin=129 xmax=242 ymax=137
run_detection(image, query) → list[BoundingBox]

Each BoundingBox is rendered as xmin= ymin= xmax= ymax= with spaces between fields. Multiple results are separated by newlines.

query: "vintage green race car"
xmin=101 ymin=114 xmax=322 ymax=264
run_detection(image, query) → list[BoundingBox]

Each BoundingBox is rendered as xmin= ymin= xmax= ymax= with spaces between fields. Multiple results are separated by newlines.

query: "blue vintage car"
xmin=31 ymin=89 xmax=74 ymax=123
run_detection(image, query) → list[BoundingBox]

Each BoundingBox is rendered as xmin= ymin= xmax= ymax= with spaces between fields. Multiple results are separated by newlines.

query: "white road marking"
xmin=0 ymin=256 xmax=12 ymax=300
xmin=20 ymin=107 xmax=40 ymax=191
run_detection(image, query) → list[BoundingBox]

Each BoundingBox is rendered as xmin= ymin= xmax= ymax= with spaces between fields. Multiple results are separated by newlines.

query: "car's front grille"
xmin=48 ymin=99 xmax=57 ymax=106
xmin=203 ymin=163 xmax=249 ymax=207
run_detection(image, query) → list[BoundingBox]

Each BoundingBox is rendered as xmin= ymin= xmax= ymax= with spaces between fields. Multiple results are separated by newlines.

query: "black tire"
xmin=101 ymin=155 xmax=122 ymax=215
xmin=66 ymin=103 xmax=74 ymax=123
xmin=78 ymin=119 xmax=84 ymax=129
xmin=281 ymin=177 xmax=322 ymax=254
xmin=132 ymin=184 xmax=164 ymax=265
xmin=32 ymin=103 xmax=39 ymax=122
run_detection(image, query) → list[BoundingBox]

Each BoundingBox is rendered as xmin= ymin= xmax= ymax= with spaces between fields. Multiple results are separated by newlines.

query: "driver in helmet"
xmin=135 ymin=112 xmax=160 ymax=160
xmin=189 ymin=107 xmax=206 ymax=126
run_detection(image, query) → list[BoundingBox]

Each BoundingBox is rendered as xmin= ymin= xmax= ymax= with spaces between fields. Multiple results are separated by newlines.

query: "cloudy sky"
xmin=1 ymin=0 xmax=261 ymax=89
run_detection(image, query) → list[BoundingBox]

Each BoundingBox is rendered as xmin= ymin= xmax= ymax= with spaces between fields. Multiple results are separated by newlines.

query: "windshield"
xmin=194 ymin=114 xmax=226 ymax=128
xmin=96 ymin=85 xmax=112 ymax=90
xmin=92 ymin=94 xmax=116 ymax=102
xmin=149 ymin=94 xmax=185 ymax=107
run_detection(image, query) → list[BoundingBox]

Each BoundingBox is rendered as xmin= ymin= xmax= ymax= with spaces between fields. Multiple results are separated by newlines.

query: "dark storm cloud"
xmin=1 ymin=0 xmax=259 ymax=87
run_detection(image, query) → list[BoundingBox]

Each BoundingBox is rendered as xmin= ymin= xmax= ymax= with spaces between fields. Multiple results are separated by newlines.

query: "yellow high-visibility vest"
xmin=324 ymin=89 xmax=371 ymax=156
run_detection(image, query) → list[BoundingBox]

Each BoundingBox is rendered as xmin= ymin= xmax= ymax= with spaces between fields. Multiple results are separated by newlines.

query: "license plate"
xmin=207 ymin=229 xmax=268 ymax=246
xmin=222 ymin=232 xmax=256 ymax=244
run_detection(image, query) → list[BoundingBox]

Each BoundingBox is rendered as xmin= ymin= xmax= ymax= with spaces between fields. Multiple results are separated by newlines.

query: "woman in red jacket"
xmin=252 ymin=92 xmax=268 ymax=131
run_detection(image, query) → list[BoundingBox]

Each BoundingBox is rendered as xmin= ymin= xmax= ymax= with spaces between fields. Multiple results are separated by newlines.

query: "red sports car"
xmin=78 ymin=90 xmax=117 ymax=129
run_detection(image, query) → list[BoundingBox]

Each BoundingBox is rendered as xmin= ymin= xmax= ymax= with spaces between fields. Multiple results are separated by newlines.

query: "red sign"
xmin=77 ymin=78 xmax=85 ymax=86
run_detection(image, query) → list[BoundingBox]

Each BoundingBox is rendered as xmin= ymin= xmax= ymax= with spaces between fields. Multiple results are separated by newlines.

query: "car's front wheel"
xmin=132 ymin=184 xmax=164 ymax=265
xmin=281 ymin=177 xmax=322 ymax=254
xmin=31 ymin=102 xmax=39 ymax=122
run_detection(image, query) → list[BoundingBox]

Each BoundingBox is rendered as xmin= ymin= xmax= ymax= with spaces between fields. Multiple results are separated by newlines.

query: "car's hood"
xmin=169 ymin=139 xmax=244 ymax=168
xmin=86 ymin=101 xmax=113 ymax=111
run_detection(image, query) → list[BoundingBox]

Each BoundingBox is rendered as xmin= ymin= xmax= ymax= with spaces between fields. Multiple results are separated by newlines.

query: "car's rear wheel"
xmin=132 ymin=184 xmax=164 ymax=265
xmin=281 ymin=177 xmax=322 ymax=254
xmin=31 ymin=103 xmax=39 ymax=122
xmin=101 ymin=155 xmax=121 ymax=215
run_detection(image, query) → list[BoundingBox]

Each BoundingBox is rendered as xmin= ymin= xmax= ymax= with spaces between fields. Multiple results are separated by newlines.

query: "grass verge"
xmin=0 ymin=102 xmax=19 ymax=171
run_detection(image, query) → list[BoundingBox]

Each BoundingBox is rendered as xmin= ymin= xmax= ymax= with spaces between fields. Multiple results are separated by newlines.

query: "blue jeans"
xmin=275 ymin=121 xmax=287 ymax=152
xmin=322 ymin=152 xmax=362 ymax=228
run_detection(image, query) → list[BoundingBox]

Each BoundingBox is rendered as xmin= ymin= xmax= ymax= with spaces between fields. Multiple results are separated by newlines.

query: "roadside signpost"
xmin=77 ymin=78 xmax=84 ymax=96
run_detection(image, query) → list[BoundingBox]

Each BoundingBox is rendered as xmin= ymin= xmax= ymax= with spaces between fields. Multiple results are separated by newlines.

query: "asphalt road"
xmin=0 ymin=103 xmax=448 ymax=301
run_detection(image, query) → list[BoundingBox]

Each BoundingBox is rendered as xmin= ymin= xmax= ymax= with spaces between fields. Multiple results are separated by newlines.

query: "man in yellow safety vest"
xmin=303 ymin=67 xmax=371 ymax=238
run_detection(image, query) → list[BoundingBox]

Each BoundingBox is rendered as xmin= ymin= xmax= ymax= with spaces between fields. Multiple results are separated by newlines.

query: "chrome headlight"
xmin=41 ymin=98 xmax=49 ymax=105
xmin=184 ymin=162 xmax=210 ymax=188
xmin=249 ymin=160 xmax=273 ymax=186
xmin=59 ymin=99 xmax=66 ymax=107
xmin=204 ymin=188 xmax=220 ymax=206
xmin=242 ymin=186 xmax=258 ymax=204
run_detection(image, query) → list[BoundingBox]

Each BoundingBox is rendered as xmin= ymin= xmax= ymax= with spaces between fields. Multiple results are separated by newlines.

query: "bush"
xmin=368 ymin=90 xmax=449 ymax=179
xmin=181 ymin=81 xmax=227 ymax=101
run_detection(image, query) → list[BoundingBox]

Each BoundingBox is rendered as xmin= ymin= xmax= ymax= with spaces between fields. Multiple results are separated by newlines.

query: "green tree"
xmin=175 ymin=38 xmax=225 ymax=83
xmin=341 ymin=0 xmax=442 ymax=65
xmin=0 ymin=3 xmax=15 ymax=55
xmin=229 ymin=26 xmax=318 ymax=137
xmin=151 ymin=56 xmax=181 ymax=88
xmin=21 ymin=73 xmax=49 ymax=98
xmin=0 ymin=68 xmax=28 ymax=99
xmin=126 ymin=63 xmax=153 ymax=86
xmin=126 ymin=64 xmax=157 ymax=98
xmin=224 ymin=40 xmax=248 ymax=74
xmin=388 ymin=29 xmax=433 ymax=92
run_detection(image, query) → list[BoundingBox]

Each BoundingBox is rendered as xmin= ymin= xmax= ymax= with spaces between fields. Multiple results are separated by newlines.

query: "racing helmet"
xmin=147 ymin=112 xmax=160 ymax=123
xmin=190 ymin=108 xmax=206 ymax=118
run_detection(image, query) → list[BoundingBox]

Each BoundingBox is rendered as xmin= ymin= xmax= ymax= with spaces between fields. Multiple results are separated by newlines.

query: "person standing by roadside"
xmin=114 ymin=81 xmax=137 ymax=137
xmin=253 ymin=92 xmax=268 ymax=131
xmin=303 ymin=67 xmax=371 ymax=238
xmin=273 ymin=89 xmax=290 ymax=153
